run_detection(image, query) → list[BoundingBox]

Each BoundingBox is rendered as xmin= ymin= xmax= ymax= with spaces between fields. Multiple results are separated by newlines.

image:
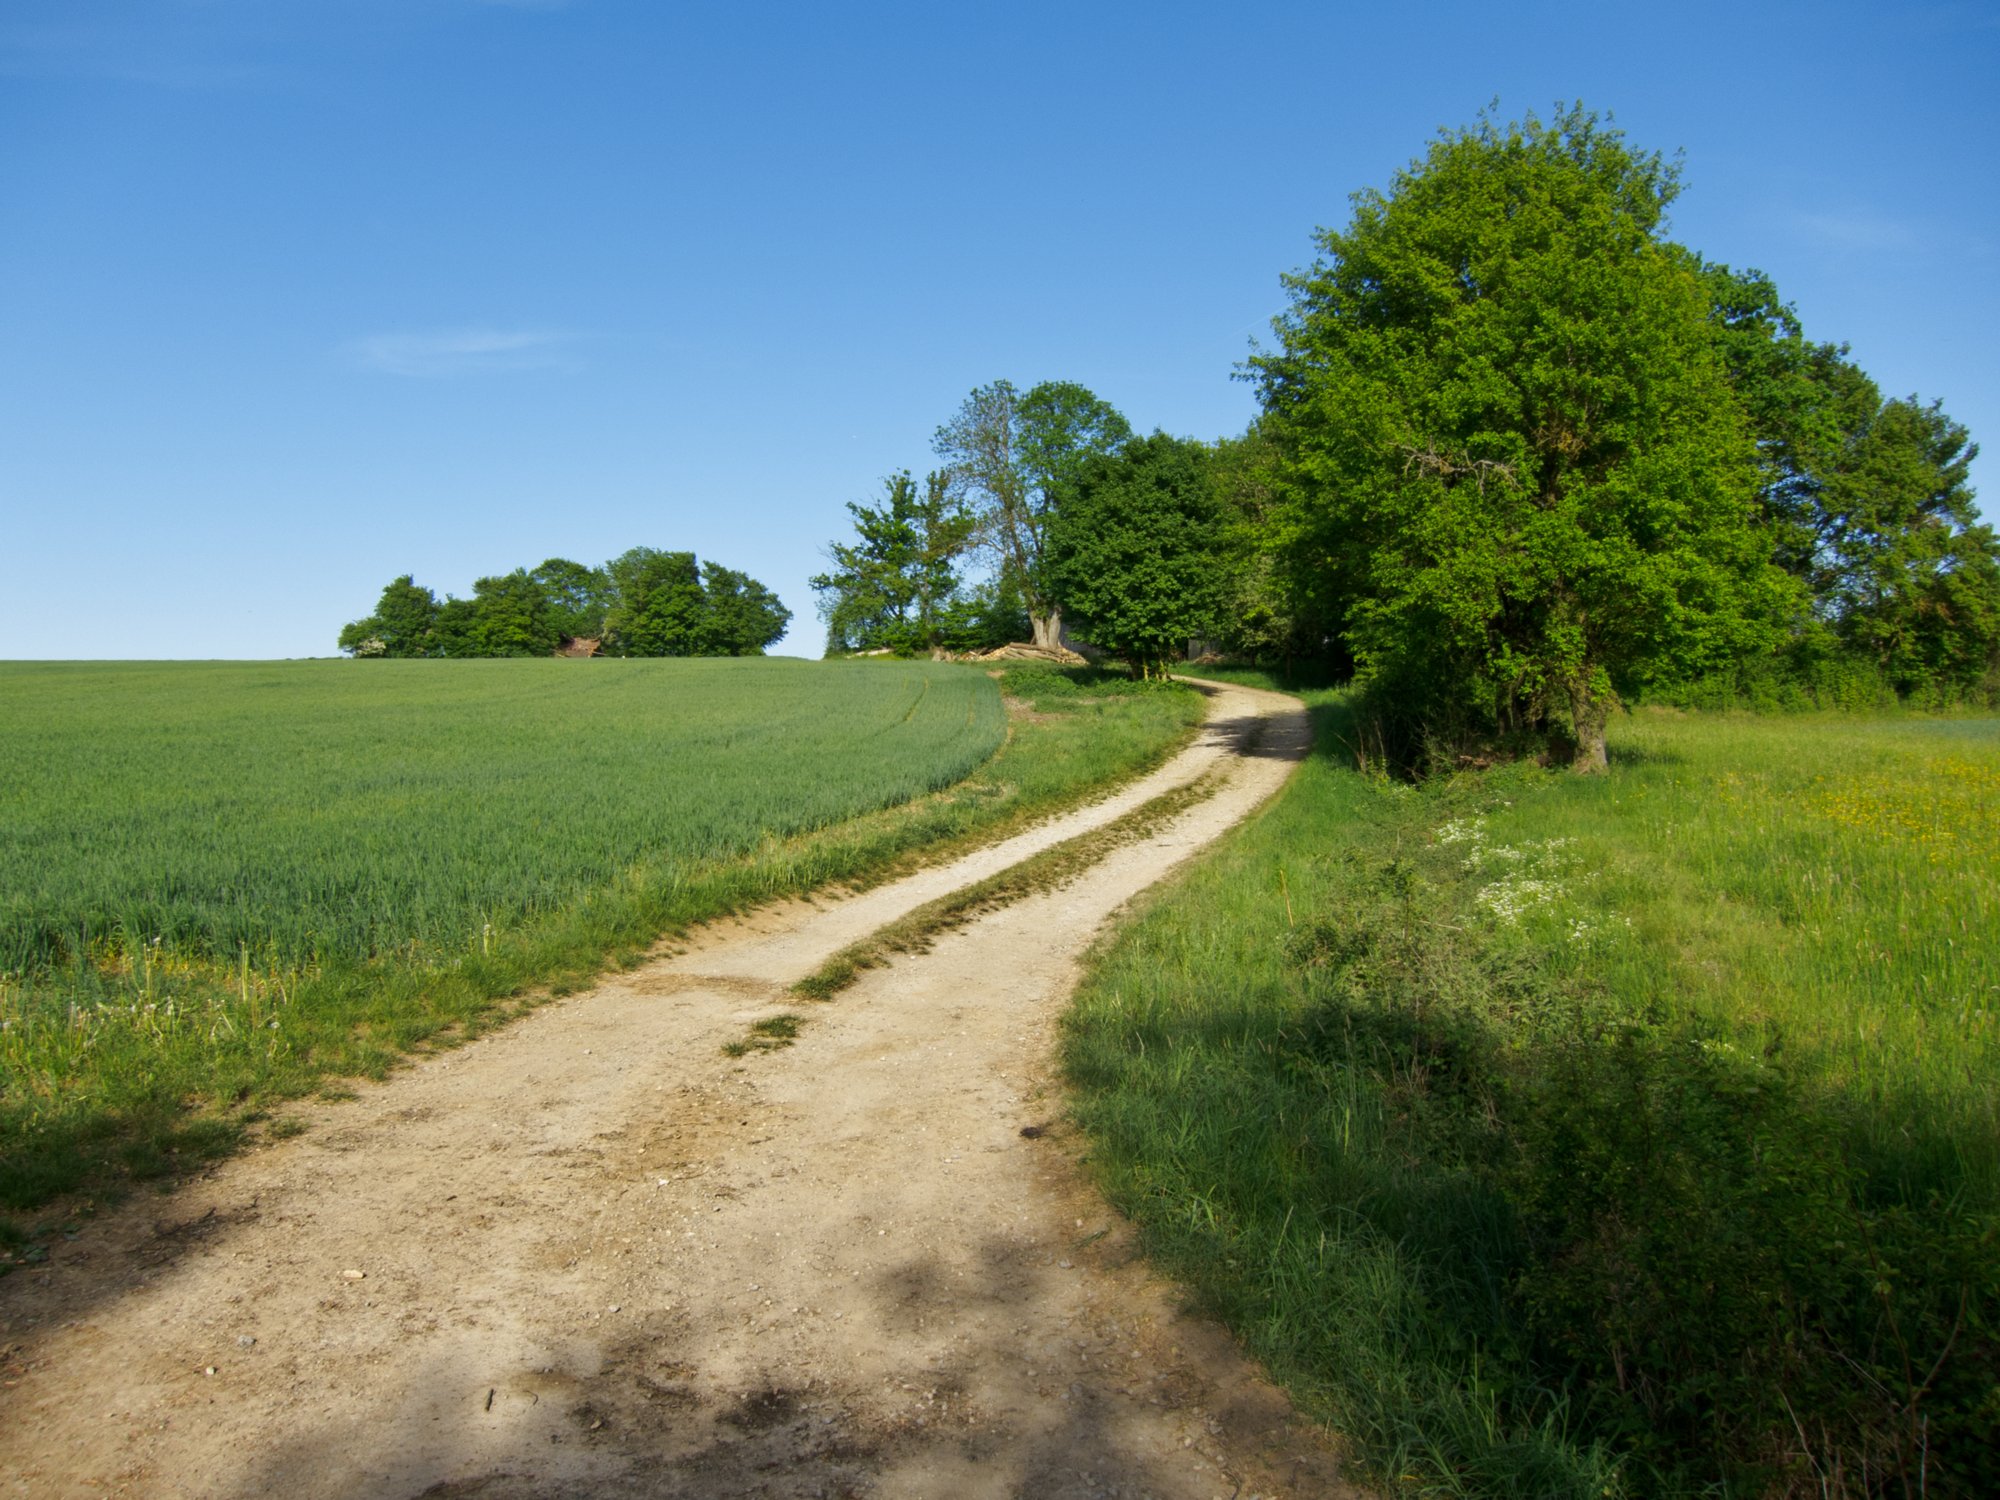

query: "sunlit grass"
xmin=1065 ymin=695 xmax=2000 ymax=1496
xmin=1524 ymin=711 xmax=2000 ymax=1192
xmin=1 ymin=658 xmax=1006 ymax=976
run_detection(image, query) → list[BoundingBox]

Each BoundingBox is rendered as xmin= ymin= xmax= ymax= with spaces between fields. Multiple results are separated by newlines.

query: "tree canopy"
xmin=1045 ymin=433 xmax=1228 ymax=676
xmin=529 ymin=557 xmax=615 ymax=644
xmin=810 ymin=471 xmax=975 ymax=656
xmin=337 ymin=574 xmax=440 ymax=658
xmin=1699 ymin=260 xmax=1999 ymax=700
xmin=1252 ymin=105 xmax=1794 ymax=769
xmin=932 ymin=379 xmax=1131 ymax=648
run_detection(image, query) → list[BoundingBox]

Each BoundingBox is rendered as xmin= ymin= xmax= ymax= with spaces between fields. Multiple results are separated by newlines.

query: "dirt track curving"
xmin=0 ymin=680 xmax=1356 ymax=1500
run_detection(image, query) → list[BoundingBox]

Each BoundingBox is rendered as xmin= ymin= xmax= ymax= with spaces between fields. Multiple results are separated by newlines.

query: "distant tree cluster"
xmin=338 ymin=549 xmax=790 ymax=659
xmin=814 ymin=381 xmax=1228 ymax=675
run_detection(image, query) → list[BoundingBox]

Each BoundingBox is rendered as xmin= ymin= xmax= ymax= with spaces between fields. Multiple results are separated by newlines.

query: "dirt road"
xmin=1 ymin=680 xmax=1354 ymax=1499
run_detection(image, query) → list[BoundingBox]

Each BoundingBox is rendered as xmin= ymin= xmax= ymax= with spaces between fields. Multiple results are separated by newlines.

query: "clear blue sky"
xmin=4 ymin=0 xmax=1995 ymax=659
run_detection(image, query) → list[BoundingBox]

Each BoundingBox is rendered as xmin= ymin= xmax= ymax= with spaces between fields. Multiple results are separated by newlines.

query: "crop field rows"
xmin=2 ymin=658 xmax=1005 ymax=976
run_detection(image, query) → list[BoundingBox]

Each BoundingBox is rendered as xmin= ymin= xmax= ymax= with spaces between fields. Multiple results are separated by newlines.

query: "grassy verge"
xmin=0 ymin=663 xmax=1202 ymax=1239
xmin=1063 ymin=692 xmax=1998 ymax=1497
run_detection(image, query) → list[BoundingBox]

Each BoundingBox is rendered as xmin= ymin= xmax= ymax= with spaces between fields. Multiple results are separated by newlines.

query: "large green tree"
xmin=603 ymin=548 xmax=707 ymax=657
xmin=1827 ymin=396 xmax=1998 ymax=694
xmin=933 ymin=379 xmax=1131 ymax=649
xmin=1205 ymin=424 xmax=1345 ymax=669
xmin=430 ymin=595 xmax=478 ymax=658
xmin=696 ymin=561 xmax=792 ymax=655
xmin=1254 ymin=106 xmax=1790 ymax=770
xmin=811 ymin=470 xmax=975 ymax=655
xmin=461 ymin=569 xmax=561 ymax=657
xmin=529 ymin=557 xmax=614 ymax=645
xmin=1045 ymin=433 xmax=1228 ymax=677
xmin=337 ymin=574 xmax=440 ymax=658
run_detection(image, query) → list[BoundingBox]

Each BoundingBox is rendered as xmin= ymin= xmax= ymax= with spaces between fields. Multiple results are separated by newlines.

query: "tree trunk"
xmin=1570 ymin=692 xmax=1609 ymax=775
xmin=1030 ymin=606 xmax=1064 ymax=651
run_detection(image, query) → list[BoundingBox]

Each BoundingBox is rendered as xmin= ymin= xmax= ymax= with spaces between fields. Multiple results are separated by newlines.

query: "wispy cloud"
xmin=1788 ymin=209 xmax=1992 ymax=262
xmin=345 ymin=327 xmax=583 ymax=378
xmin=1792 ymin=211 xmax=1922 ymax=253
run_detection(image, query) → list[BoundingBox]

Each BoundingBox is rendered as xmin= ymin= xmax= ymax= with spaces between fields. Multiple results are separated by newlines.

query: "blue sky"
xmin=3 ymin=0 xmax=1995 ymax=659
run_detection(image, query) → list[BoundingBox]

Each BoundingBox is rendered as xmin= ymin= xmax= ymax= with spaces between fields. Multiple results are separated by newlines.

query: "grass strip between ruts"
xmin=789 ymin=769 xmax=1231 ymax=1005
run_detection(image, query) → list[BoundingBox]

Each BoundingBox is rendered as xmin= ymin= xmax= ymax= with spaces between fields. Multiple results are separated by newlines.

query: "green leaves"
xmin=810 ymin=470 xmax=976 ymax=655
xmin=604 ymin=548 xmax=705 ymax=656
xmin=1045 ymin=432 xmax=1228 ymax=676
xmin=529 ymin=557 xmax=614 ymax=643
xmin=933 ymin=378 xmax=1132 ymax=642
xmin=1698 ymin=253 xmax=2000 ymax=702
xmin=338 ymin=574 xmax=440 ymax=658
xmin=1254 ymin=105 xmax=1781 ymax=768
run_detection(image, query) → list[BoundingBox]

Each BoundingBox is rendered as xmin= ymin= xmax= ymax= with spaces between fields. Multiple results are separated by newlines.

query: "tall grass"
xmin=0 ymin=658 xmax=1202 ymax=1220
xmin=1064 ymin=694 xmax=1998 ymax=1497
xmin=1512 ymin=710 xmax=1999 ymax=1198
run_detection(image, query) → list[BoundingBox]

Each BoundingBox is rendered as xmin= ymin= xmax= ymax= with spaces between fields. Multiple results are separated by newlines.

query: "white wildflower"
xmin=1462 ymin=842 xmax=1529 ymax=872
xmin=1475 ymin=875 xmax=1567 ymax=924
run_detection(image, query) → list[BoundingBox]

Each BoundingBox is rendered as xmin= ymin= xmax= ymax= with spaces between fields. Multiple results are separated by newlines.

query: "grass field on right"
xmin=1064 ymin=694 xmax=1998 ymax=1497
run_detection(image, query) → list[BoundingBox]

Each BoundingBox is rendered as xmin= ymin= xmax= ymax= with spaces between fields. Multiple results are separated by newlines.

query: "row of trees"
xmin=338 ymin=549 xmax=790 ymax=659
xmin=820 ymin=106 xmax=1995 ymax=765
